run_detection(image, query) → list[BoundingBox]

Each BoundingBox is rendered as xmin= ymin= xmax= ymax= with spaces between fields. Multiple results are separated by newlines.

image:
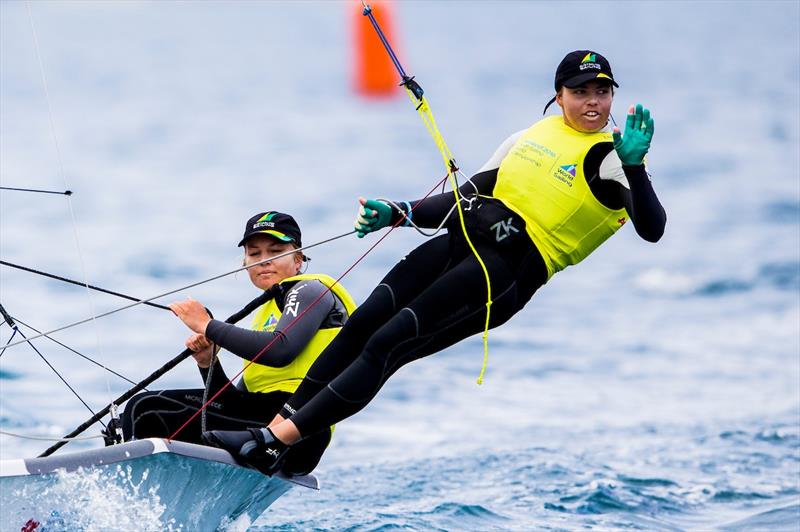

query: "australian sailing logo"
xmin=253 ymin=212 xmax=277 ymax=230
xmin=579 ymin=53 xmax=600 ymax=70
xmin=262 ymin=313 xmax=278 ymax=331
xmin=554 ymin=163 xmax=577 ymax=187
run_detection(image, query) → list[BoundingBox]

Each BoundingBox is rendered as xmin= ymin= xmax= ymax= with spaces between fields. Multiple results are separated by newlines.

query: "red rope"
xmin=168 ymin=173 xmax=451 ymax=441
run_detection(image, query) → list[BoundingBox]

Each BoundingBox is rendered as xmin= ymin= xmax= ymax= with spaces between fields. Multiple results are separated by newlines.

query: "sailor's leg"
xmin=122 ymin=388 xmax=289 ymax=443
xmin=289 ymin=244 xmax=526 ymax=438
xmin=281 ymin=234 xmax=456 ymax=418
xmin=122 ymin=389 xmax=205 ymax=442
xmin=280 ymin=426 xmax=333 ymax=476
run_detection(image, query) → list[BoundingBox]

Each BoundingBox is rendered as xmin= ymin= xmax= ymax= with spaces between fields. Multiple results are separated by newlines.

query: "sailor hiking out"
xmin=202 ymin=50 xmax=667 ymax=476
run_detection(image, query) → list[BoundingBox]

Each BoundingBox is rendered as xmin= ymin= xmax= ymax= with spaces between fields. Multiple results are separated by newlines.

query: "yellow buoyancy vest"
xmin=494 ymin=115 xmax=628 ymax=279
xmin=242 ymin=274 xmax=357 ymax=394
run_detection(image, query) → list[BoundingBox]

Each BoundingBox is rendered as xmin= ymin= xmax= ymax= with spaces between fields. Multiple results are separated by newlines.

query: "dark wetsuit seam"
xmin=302 ymin=374 xmax=331 ymax=385
xmin=377 ymin=283 xmax=396 ymax=312
xmin=382 ymin=280 xmax=517 ymax=379
xmin=324 ymin=383 xmax=357 ymax=403
xmin=328 ymin=280 xmax=519 ymax=405
xmin=401 ymin=307 xmax=420 ymax=336
xmin=130 ymin=393 xmax=269 ymax=428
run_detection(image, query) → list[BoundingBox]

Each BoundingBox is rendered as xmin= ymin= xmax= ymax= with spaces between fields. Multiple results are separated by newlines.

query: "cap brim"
xmin=562 ymin=72 xmax=619 ymax=88
xmin=238 ymin=230 xmax=297 ymax=247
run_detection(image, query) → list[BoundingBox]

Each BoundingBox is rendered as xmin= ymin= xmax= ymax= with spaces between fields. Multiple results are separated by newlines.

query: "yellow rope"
xmin=404 ymin=89 xmax=493 ymax=384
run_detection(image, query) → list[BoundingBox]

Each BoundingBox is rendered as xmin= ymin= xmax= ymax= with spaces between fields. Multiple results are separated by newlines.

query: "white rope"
xmin=4 ymin=230 xmax=356 ymax=348
xmin=0 ymin=429 xmax=104 ymax=442
xmin=25 ymin=1 xmax=109 ymax=400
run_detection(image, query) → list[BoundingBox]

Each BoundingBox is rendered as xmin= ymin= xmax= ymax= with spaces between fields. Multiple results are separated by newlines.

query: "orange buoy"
xmin=352 ymin=1 xmax=401 ymax=98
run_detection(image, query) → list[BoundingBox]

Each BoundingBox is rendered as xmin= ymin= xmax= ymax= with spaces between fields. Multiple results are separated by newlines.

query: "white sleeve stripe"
xmin=477 ymin=130 xmax=525 ymax=173
xmin=598 ymin=150 xmax=630 ymax=189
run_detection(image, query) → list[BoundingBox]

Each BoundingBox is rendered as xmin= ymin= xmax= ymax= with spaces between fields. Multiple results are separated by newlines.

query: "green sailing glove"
xmin=612 ymin=103 xmax=655 ymax=166
xmin=354 ymin=197 xmax=393 ymax=238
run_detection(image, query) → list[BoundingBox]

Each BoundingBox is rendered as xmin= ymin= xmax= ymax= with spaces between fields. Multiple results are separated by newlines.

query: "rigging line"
xmin=25 ymin=0 xmax=107 ymax=390
xmin=0 ymin=328 xmax=20 ymax=359
xmin=0 ymin=260 xmax=170 ymax=311
xmin=168 ymin=173 xmax=451 ymax=440
xmin=200 ymin=343 xmax=219 ymax=434
xmin=382 ymin=168 xmax=480 ymax=238
xmin=361 ymin=2 xmax=407 ymax=78
xmin=0 ymin=301 xmax=17 ymax=328
xmin=361 ymin=3 xmax=494 ymax=384
xmin=0 ymin=186 xmax=72 ymax=195
xmin=0 ymin=302 xmax=20 ymax=357
xmin=10 ymin=324 xmax=102 ymax=424
xmin=0 ymin=430 xmax=104 ymax=442
xmin=12 ymin=316 xmax=141 ymax=387
xmin=4 ymin=229 xmax=357 ymax=349
xmin=39 ymin=287 xmax=279 ymax=457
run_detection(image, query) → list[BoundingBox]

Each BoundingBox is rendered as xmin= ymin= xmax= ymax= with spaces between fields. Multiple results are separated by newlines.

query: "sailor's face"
xmin=243 ymin=235 xmax=302 ymax=290
xmin=557 ymin=81 xmax=613 ymax=133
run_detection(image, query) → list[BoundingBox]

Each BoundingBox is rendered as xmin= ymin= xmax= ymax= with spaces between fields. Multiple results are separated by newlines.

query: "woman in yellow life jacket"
xmin=202 ymin=51 xmax=667 ymax=476
xmin=121 ymin=211 xmax=356 ymax=476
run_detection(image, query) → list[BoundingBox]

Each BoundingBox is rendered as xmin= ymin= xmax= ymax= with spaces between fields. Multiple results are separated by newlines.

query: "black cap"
xmin=554 ymin=50 xmax=618 ymax=90
xmin=238 ymin=211 xmax=303 ymax=248
xmin=543 ymin=50 xmax=618 ymax=114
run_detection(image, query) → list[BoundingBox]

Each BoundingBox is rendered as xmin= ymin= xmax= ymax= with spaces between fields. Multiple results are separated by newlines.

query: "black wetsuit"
xmin=280 ymin=153 xmax=666 ymax=439
xmin=121 ymin=279 xmax=346 ymax=475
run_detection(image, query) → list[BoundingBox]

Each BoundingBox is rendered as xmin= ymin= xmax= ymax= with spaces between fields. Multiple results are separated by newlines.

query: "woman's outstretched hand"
xmin=612 ymin=103 xmax=654 ymax=166
xmin=354 ymin=197 xmax=393 ymax=238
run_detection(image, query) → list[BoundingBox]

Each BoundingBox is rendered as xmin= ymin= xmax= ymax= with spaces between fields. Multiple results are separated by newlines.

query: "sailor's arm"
xmin=612 ymin=104 xmax=666 ymax=242
xmin=204 ymin=280 xmax=334 ymax=366
xmin=354 ymin=131 xmax=520 ymax=235
xmin=621 ymin=165 xmax=666 ymax=242
xmin=393 ymin=169 xmax=498 ymax=228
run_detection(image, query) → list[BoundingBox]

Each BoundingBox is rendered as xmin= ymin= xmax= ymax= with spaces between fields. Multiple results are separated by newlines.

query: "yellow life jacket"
xmin=242 ymin=273 xmax=357 ymax=394
xmin=494 ymin=115 xmax=628 ymax=279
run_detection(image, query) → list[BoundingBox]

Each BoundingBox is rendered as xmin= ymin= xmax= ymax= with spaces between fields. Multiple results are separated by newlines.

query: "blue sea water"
xmin=1 ymin=1 xmax=799 ymax=530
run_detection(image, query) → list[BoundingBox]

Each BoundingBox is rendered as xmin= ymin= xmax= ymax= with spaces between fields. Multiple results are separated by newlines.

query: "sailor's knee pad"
xmin=338 ymin=283 xmax=398 ymax=337
xmin=360 ymin=307 xmax=419 ymax=366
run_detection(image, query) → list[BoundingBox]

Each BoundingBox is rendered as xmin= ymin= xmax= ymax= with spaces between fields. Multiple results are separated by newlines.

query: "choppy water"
xmin=1 ymin=1 xmax=798 ymax=530
xmin=2 ymin=451 xmax=290 ymax=531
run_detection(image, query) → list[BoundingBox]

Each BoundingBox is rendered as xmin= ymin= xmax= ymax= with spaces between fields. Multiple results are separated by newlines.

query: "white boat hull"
xmin=0 ymin=438 xmax=317 ymax=530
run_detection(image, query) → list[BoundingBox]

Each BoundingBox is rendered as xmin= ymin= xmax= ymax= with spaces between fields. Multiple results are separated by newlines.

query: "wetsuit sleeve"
xmin=621 ymin=165 xmax=667 ymax=242
xmin=591 ymin=149 xmax=666 ymax=243
xmin=384 ymin=132 xmax=525 ymax=229
xmin=204 ymin=280 xmax=334 ymax=367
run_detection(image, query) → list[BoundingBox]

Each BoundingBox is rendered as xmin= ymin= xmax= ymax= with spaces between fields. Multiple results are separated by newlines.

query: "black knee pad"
xmin=360 ymin=307 xmax=419 ymax=367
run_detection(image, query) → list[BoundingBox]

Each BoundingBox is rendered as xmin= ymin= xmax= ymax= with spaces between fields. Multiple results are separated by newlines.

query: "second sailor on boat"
xmin=121 ymin=211 xmax=356 ymax=476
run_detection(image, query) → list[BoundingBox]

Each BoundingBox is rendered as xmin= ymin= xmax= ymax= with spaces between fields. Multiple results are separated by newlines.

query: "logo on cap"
xmin=253 ymin=212 xmax=277 ymax=230
xmin=239 ymin=210 xmax=302 ymax=247
xmin=579 ymin=52 xmax=601 ymax=71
